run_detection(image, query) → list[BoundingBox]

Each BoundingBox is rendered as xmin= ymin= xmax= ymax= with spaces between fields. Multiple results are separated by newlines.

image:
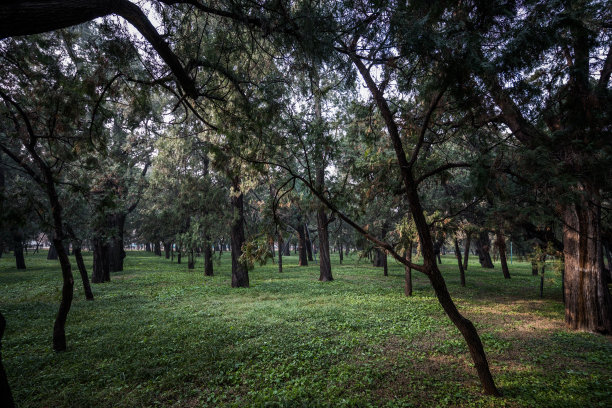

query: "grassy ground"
xmin=0 ymin=250 xmax=611 ymax=407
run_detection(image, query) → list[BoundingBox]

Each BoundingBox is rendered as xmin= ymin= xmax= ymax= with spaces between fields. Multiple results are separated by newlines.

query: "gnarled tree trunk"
xmin=475 ymin=232 xmax=494 ymax=269
xmin=563 ymin=193 xmax=612 ymax=333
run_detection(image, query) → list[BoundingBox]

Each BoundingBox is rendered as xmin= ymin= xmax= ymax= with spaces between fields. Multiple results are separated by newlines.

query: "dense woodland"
xmin=0 ymin=1 xmax=611 ymax=406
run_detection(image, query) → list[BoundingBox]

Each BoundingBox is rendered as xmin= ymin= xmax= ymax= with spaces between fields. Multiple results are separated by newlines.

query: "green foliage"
xmin=239 ymin=236 xmax=274 ymax=270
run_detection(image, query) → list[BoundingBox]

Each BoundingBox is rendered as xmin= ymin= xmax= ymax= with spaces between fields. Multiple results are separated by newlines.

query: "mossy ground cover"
xmin=1 ymin=250 xmax=611 ymax=407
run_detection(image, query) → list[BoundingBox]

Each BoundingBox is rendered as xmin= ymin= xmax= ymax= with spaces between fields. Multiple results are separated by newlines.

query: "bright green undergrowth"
xmin=1 ymin=251 xmax=610 ymax=407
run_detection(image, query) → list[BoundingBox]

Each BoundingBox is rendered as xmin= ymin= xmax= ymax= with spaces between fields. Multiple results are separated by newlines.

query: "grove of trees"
xmin=0 ymin=0 xmax=610 ymax=404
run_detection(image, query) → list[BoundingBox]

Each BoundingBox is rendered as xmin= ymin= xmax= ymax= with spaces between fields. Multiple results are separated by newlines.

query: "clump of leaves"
xmin=240 ymin=236 xmax=273 ymax=270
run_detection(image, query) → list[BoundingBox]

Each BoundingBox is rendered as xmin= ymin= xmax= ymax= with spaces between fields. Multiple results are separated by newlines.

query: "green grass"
xmin=1 ymin=250 xmax=611 ymax=407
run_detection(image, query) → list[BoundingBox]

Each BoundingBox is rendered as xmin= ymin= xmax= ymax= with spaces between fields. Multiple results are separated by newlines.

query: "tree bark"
xmin=154 ymin=241 xmax=161 ymax=256
xmin=475 ymin=232 xmax=494 ymax=268
xmin=0 ymin=312 xmax=15 ymax=408
xmin=563 ymin=194 xmax=612 ymax=333
xmin=339 ymin=242 xmax=344 ymax=264
xmin=496 ymin=232 xmax=511 ymax=279
xmin=204 ymin=242 xmax=213 ymax=276
xmin=317 ymin=208 xmax=333 ymax=281
xmin=230 ymin=176 xmax=249 ymax=287
xmin=305 ymin=224 xmax=313 ymax=262
xmin=463 ymin=232 xmax=471 ymax=270
xmin=405 ymin=243 xmax=413 ymax=296
xmin=92 ymin=237 xmax=110 ymax=283
xmin=73 ymin=247 xmax=94 ymax=300
xmin=454 ymin=238 xmax=466 ymax=287
xmin=296 ymin=223 xmax=308 ymax=266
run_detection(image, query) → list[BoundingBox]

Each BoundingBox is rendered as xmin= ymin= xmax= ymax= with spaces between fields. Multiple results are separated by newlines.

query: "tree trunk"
xmin=73 ymin=247 xmax=94 ymax=300
xmin=405 ymin=243 xmax=413 ymax=296
xmin=277 ymin=233 xmax=283 ymax=273
xmin=463 ymin=232 xmax=471 ymax=270
xmin=454 ymin=238 xmax=466 ymax=287
xmin=532 ymin=259 xmax=539 ymax=276
xmin=188 ymin=251 xmax=194 ymax=270
xmin=231 ymin=176 xmax=249 ymax=287
xmin=496 ymin=232 xmax=511 ymax=279
xmin=296 ymin=223 xmax=308 ymax=266
xmin=145 ymin=242 xmax=151 ymax=252
xmin=154 ymin=241 xmax=161 ymax=256
xmin=563 ymin=195 xmax=612 ymax=333
xmin=305 ymin=224 xmax=313 ymax=262
xmin=163 ymin=242 xmax=171 ymax=259
xmin=0 ymin=312 xmax=15 ymax=408
xmin=350 ymin=55 xmax=499 ymax=395
xmin=47 ymin=242 xmax=58 ymax=260
xmin=177 ymin=248 xmax=181 ymax=264
xmin=339 ymin=242 xmax=343 ymax=264
xmin=317 ymin=209 xmax=333 ymax=281
xmin=475 ymin=232 xmax=494 ymax=268
xmin=204 ymin=242 xmax=213 ymax=276
xmin=51 ymin=236 xmax=73 ymax=351
xmin=92 ymin=237 xmax=110 ymax=283
xmin=13 ymin=232 xmax=25 ymax=270
xmin=108 ymin=213 xmax=126 ymax=272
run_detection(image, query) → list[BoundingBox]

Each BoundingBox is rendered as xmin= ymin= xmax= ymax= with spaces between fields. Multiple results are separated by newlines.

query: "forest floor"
xmin=1 ymin=250 xmax=611 ymax=407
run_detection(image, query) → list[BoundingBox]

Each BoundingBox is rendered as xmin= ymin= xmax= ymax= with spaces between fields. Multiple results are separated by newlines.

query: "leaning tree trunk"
xmin=51 ymin=236 xmax=74 ymax=352
xmin=0 ymin=312 xmax=15 ymax=408
xmin=350 ymin=55 xmax=499 ymax=395
xmin=230 ymin=176 xmax=249 ymax=287
xmin=496 ymin=232 xmax=511 ymax=279
xmin=296 ymin=224 xmax=308 ymax=266
xmin=204 ymin=241 xmax=213 ymax=276
xmin=475 ymin=232 xmax=494 ymax=269
xmin=463 ymin=232 xmax=471 ymax=270
xmin=73 ymin=246 xmax=94 ymax=300
xmin=454 ymin=238 xmax=466 ymax=287
xmin=562 ymin=193 xmax=612 ymax=333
